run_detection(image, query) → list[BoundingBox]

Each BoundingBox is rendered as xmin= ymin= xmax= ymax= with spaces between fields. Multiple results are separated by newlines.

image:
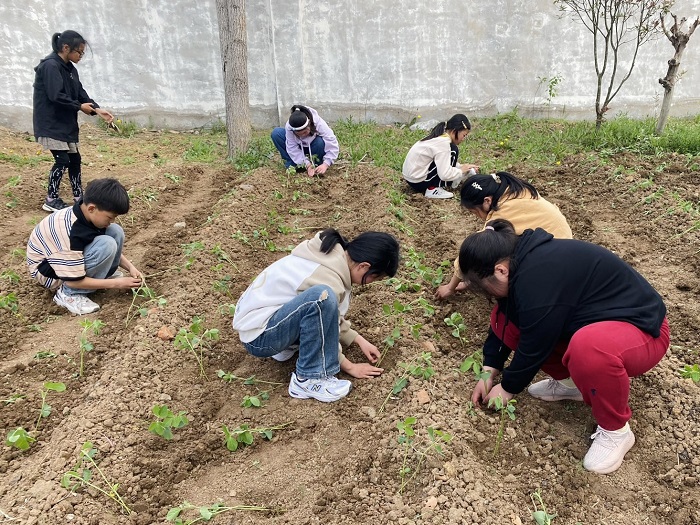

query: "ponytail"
xmin=289 ymin=104 xmax=317 ymax=135
xmin=422 ymin=113 xmax=471 ymax=141
xmin=51 ymin=30 xmax=87 ymax=54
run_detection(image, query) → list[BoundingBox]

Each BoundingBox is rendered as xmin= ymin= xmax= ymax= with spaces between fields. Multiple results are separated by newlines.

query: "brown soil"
xmin=0 ymin=125 xmax=699 ymax=525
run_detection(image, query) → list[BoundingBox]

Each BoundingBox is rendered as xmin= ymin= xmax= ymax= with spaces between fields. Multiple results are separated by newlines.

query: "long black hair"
xmin=460 ymin=171 xmax=538 ymax=212
xmin=51 ymin=30 xmax=89 ymax=55
xmin=458 ymin=218 xmax=519 ymax=287
xmin=289 ymin=105 xmax=317 ymax=135
xmin=319 ymin=228 xmax=400 ymax=284
xmin=421 ymin=113 xmax=471 ymax=141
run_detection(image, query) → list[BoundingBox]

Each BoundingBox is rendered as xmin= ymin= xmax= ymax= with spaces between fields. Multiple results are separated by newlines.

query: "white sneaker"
xmin=424 ymin=187 xmax=454 ymax=199
xmin=271 ymin=345 xmax=299 ymax=362
xmin=527 ymin=378 xmax=583 ymax=402
xmin=107 ymin=270 xmax=124 ymax=279
xmin=288 ymin=372 xmax=352 ymax=402
xmin=583 ymin=424 xmax=635 ymax=474
xmin=53 ymin=288 xmax=100 ymax=315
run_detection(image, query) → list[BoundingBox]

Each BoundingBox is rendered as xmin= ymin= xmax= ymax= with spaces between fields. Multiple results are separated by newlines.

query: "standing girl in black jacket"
xmin=33 ymin=30 xmax=114 ymax=212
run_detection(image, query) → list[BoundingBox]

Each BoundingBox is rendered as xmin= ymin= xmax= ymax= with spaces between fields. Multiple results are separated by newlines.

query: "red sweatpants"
xmin=490 ymin=307 xmax=670 ymax=430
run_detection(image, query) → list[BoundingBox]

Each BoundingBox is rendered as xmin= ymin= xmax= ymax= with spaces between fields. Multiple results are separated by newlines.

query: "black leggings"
xmin=48 ymin=149 xmax=82 ymax=200
xmin=406 ymin=143 xmax=459 ymax=193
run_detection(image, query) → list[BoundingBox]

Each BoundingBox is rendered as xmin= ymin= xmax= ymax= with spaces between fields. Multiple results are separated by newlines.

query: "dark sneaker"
xmin=42 ymin=197 xmax=69 ymax=213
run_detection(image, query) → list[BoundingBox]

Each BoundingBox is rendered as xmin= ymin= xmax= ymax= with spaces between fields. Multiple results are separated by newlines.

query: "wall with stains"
xmin=1 ymin=0 xmax=698 ymax=131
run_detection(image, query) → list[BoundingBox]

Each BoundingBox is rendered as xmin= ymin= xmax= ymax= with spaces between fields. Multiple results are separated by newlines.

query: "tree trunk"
xmin=216 ymin=0 xmax=251 ymax=157
xmin=656 ymin=15 xmax=699 ymax=135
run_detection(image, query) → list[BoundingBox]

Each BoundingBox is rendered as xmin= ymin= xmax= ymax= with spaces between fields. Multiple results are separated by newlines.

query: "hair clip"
xmin=491 ymin=173 xmax=501 ymax=184
xmin=471 ymin=182 xmax=482 ymax=191
xmin=484 ymin=225 xmax=495 ymax=230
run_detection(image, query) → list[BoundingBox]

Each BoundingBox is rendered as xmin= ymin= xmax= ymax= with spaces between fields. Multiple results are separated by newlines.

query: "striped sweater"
xmin=27 ymin=203 xmax=106 ymax=291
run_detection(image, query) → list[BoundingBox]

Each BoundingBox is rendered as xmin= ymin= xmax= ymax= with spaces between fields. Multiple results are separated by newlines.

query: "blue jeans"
xmin=270 ymin=127 xmax=326 ymax=169
xmin=243 ymin=285 xmax=340 ymax=379
xmin=62 ymin=224 xmax=124 ymax=296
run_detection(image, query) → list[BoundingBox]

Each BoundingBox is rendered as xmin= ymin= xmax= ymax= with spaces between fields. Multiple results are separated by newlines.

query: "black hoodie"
xmin=32 ymin=52 xmax=98 ymax=143
xmin=483 ymin=228 xmax=667 ymax=395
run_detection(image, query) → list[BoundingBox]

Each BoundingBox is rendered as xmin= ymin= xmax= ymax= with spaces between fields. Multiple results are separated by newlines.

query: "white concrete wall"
xmin=1 ymin=0 xmax=698 ymax=131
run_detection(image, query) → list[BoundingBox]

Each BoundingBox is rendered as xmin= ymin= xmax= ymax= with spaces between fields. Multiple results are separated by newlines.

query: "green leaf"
xmin=44 ymin=382 xmax=66 ymax=392
xmin=166 ymin=507 xmax=182 ymax=521
xmin=392 ymin=377 xmax=408 ymax=394
xmin=199 ymin=506 xmax=213 ymax=520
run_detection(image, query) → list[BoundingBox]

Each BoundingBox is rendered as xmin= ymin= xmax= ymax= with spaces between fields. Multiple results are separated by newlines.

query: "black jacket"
xmin=32 ymin=53 xmax=98 ymax=143
xmin=483 ymin=228 xmax=667 ymax=394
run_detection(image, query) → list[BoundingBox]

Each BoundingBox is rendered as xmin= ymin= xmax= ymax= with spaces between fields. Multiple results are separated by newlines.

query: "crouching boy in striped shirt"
xmin=27 ymin=178 xmax=143 ymax=315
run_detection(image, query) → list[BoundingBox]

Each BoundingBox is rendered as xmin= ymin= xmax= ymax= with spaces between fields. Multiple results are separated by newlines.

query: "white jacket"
xmin=402 ymin=134 xmax=462 ymax=183
xmin=233 ymin=232 xmax=358 ymax=349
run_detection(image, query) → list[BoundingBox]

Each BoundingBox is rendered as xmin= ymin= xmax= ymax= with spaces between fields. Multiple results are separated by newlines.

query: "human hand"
xmin=306 ymin=165 xmax=315 ymax=177
xmin=314 ymin=163 xmax=329 ymax=175
xmin=355 ymin=335 xmax=381 ymax=363
xmin=435 ymin=284 xmax=455 ymax=300
xmin=111 ymin=277 xmax=145 ymax=289
xmin=483 ymin=383 xmax=514 ymax=407
xmin=127 ymin=265 xmax=144 ymax=284
xmin=96 ymin=108 xmax=114 ymax=123
xmin=344 ymin=361 xmax=384 ymax=379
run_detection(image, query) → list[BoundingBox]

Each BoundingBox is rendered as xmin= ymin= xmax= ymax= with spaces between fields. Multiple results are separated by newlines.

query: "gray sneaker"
xmin=583 ymin=424 xmax=635 ymax=474
xmin=527 ymin=378 xmax=583 ymax=402
xmin=53 ymin=288 xmax=100 ymax=315
xmin=288 ymin=372 xmax=351 ymax=402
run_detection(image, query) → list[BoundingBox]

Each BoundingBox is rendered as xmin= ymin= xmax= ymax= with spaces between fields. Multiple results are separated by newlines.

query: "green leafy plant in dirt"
xmin=403 ymin=248 xmax=451 ymax=289
xmin=396 ymin=417 xmax=452 ymax=494
xmin=241 ymin=392 xmax=270 ymax=408
xmin=680 ymin=364 xmax=700 ymax=383
xmin=126 ymin=282 xmax=166 ymax=327
xmin=488 ymin=397 xmax=517 ymax=456
xmin=3 ymin=393 xmax=25 ymax=405
xmin=166 ymin=501 xmax=273 ymax=525
xmin=5 ymin=427 xmax=36 ymax=451
xmin=459 ymin=349 xmax=492 ymax=386
xmin=181 ymin=240 xmax=205 ymax=269
xmin=216 ymin=369 xmax=283 ymax=387
xmin=444 ymin=311 xmax=468 ymax=347
xmin=379 ymin=352 xmax=435 ymax=413
xmin=211 ymin=244 xmax=238 ymax=270
xmin=183 ymin=138 xmax=218 ymax=162
xmin=148 ymin=405 xmax=189 ymax=440
xmin=78 ymin=319 xmax=105 ymax=377
xmin=174 ymin=316 xmax=219 ymax=379
xmin=221 ymin=422 xmax=292 ymax=451
xmin=218 ymin=303 xmax=236 ymax=316
xmin=379 ymin=298 xmax=435 ymax=363
xmin=35 ymin=381 xmax=66 ymax=430
xmin=0 ymin=292 xmax=19 ymax=314
xmin=0 ymin=269 xmax=20 ymax=284
xmin=531 ymin=489 xmax=557 ymax=524
xmin=61 ymin=441 xmax=131 ymax=515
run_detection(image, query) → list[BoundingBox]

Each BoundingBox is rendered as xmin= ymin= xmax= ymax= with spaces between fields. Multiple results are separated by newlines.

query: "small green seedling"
xmin=3 ymin=393 xmax=25 ymax=405
xmin=241 ymin=392 xmax=269 ymax=408
xmin=218 ymin=303 xmax=236 ymax=316
xmin=222 ymin=422 xmax=292 ymax=452
xmin=173 ymin=316 xmax=219 ymax=379
xmin=211 ymin=244 xmax=238 ymax=270
xmin=78 ymin=319 xmax=105 ymax=377
xmin=34 ymin=350 xmax=56 ymax=359
xmin=181 ymin=240 xmax=205 ymax=269
xmin=444 ymin=312 xmax=468 ymax=347
xmin=680 ymin=364 xmax=700 ymax=383
xmin=5 ymin=427 xmax=35 ymax=451
xmin=0 ymin=269 xmax=20 ymax=284
xmin=488 ymin=397 xmax=517 ymax=456
xmin=166 ymin=501 xmax=271 ymax=525
xmin=379 ymin=352 xmax=435 ymax=414
xmin=35 ymin=381 xmax=66 ymax=430
xmin=148 ymin=405 xmax=189 ymax=440
xmin=0 ymin=292 xmax=19 ymax=314
xmin=396 ymin=417 xmax=452 ymax=493
xmin=126 ymin=282 xmax=166 ymax=327
xmin=216 ymin=369 xmax=282 ymax=386
xmin=459 ymin=350 xmax=492 ymax=385
xmin=62 ymin=442 xmax=131 ymax=515
xmin=531 ymin=489 xmax=557 ymax=525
